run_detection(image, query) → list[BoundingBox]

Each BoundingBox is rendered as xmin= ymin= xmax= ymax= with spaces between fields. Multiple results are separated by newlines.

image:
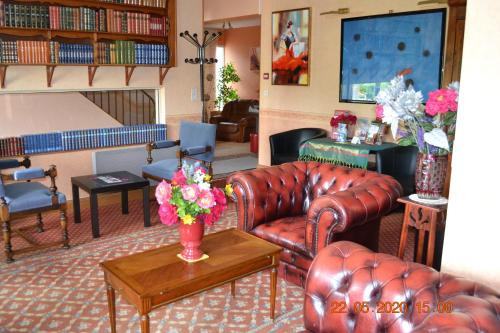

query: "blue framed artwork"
xmin=340 ymin=9 xmax=446 ymax=103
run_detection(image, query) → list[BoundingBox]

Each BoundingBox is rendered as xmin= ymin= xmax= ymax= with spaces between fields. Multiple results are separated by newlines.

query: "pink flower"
xmin=171 ymin=169 xmax=187 ymax=185
xmin=375 ymin=104 xmax=384 ymax=121
xmin=181 ymin=184 xmax=200 ymax=202
xmin=213 ymin=187 xmax=227 ymax=206
xmin=194 ymin=166 xmax=206 ymax=174
xmin=197 ymin=190 xmax=215 ymax=209
xmin=158 ymin=203 xmax=178 ymax=226
xmin=155 ymin=180 xmax=172 ymax=205
xmin=426 ymin=89 xmax=459 ymax=116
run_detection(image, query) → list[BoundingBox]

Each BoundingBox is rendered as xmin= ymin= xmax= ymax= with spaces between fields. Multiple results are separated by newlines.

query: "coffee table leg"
xmin=270 ymin=267 xmax=277 ymax=320
xmin=140 ymin=314 xmax=150 ymax=333
xmin=121 ymin=190 xmax=129 ymax=214
xmin=72 ymin=184 xmax=81 ymax=224
xmin=106 ymin=284 xmax=117 ymax=333
xmin=143 ymin=186 xmax=151 ymax=228
xmin=90 ymin=193 xmax=100 ymax=238
xmin=231 ymin=280 xmax=236 ymax=297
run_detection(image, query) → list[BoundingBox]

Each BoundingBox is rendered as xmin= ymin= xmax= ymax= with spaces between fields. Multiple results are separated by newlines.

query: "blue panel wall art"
xmin=340 ymin=9 xmax=446 ymax=103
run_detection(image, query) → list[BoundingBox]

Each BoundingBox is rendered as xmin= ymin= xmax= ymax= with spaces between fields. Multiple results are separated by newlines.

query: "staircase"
xmin=81 ymin=90 xmax=157 ymax=126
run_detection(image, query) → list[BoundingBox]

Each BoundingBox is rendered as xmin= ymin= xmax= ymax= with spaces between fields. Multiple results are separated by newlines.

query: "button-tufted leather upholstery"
xmin=229 ymin=162 xmax=403 ymax=287
xmin=304 ymin=241 xmax=500 ymax=333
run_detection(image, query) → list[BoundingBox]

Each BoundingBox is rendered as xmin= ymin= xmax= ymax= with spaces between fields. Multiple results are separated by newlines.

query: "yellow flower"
xmin=204 ymin=174 xmax=212 ymax=182
xmin=225 ymin=184 xmax=233 ymax=196
xmin=182 ymin=214 xmax=195 ymax=225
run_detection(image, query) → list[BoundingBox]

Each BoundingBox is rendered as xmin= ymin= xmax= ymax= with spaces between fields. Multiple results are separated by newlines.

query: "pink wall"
xmin=204 ymin=0 xmax=260 ymax=22
xmin=223 ymin=26 xmax=261 ymax=100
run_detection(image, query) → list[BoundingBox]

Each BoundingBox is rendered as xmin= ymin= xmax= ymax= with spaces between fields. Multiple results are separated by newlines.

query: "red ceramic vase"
xmin=179 ymin=221 xmax=205 ymax=261
xmin=415 ymin=153 xmax=448 ymax=199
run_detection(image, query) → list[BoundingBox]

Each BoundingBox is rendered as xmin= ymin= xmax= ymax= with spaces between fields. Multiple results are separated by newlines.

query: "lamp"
xmin=180 ymin=30 xmax=222 ymax=123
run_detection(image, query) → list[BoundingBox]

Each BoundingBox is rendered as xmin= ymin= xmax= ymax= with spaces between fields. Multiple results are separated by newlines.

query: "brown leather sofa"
xmin=228 ymin=162 xmax=403 ymax=288
xmin=210 ymin=99 xmax=259 ymax=142
xmin=304 ymin=241 xmax=500 ymax=332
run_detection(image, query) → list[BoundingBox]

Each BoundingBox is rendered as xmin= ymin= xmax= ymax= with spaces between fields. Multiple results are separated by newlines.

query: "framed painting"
xmin=272 ymin=8 xmax=311 ymax=86
xmin=339 ymin=9 xmax=446 ymax=103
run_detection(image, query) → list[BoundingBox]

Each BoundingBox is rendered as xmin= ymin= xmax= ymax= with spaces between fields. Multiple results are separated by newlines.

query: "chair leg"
xmin=2 ymin=221 xmax=14 ymax=263
xmin=36 ymin=213 xmax=44 ymax=233
xmin=60 ymin=209 xmax=70 ymax=249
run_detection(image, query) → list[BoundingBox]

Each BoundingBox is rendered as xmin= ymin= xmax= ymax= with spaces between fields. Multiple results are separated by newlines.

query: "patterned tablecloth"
xmin=299 ymin=138 xmax=397 ymax=169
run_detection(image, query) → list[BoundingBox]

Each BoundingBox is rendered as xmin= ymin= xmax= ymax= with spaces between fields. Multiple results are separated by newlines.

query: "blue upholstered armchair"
xmin=142 ymin=121 xmax=217 ymax=182
xmin=0 ymin=157 xmax=69 ymax=263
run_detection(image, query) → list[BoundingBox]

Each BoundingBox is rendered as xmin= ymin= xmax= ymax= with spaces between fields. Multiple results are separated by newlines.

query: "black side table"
xmin=71 ymin=171 xmax=150 ymax=238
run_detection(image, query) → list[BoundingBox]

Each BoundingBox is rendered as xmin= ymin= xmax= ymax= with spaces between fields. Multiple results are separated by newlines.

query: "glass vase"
xmin=415 ymin=153 xmax=448 ymax=199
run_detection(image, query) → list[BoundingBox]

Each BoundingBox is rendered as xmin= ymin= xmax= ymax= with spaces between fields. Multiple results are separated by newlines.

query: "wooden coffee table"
xmin=100 ymin=228 xmax=282 ymax=333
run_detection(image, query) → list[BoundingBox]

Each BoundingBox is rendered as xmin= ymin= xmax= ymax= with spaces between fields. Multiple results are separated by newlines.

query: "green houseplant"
xmin=215 ymin=63 xmax=240 ymax=110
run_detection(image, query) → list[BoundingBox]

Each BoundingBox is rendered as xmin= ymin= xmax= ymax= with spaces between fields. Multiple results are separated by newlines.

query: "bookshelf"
xmin=0 ymin=0 xmax=176 ymax=88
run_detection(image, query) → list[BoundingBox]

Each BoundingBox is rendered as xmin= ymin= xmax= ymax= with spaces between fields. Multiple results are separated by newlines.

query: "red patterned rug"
xmin=0 ymin=201 xmax=411 ymax=332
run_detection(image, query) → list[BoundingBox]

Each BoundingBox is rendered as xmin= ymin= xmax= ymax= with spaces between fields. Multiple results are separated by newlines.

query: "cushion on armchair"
xmin=210 ymin=99 xmax=259 ymax=142
xmin=4 ymin=182 xmax=66 ymax=213
xmin=13 ymin=167 xmax=45 ymax=181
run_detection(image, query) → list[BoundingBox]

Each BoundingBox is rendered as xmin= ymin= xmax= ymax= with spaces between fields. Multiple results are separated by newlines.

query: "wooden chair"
xmin=142 ymin=121 xmax=217 ymax=182
xmin=0 ymin=157 xmax=69 ymax=263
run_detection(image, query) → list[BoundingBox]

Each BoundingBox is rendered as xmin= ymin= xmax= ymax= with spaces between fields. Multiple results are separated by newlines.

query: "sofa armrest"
xmin=209 ymin=115 xmax=227 ymax=124
xmin=305 ymin=176 xmax=402 ymax=256
xmin=238 ymin=117 xmax=256 ymax=128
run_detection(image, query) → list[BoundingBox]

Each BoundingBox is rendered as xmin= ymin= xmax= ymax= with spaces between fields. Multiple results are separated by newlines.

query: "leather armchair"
xmin=228 ymin=162 xmax=403 ymax=287
xmin=210 ymin=99 xmax=259 ymax=142
xmin=269 ymin=128 xmax=327 ymax=165
xmin=304 ymin=241 xmax=500 ymax=332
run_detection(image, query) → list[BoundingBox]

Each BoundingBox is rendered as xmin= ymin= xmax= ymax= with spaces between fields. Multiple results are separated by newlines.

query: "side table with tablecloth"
xmin=299 ymin=138 xmax=397 ymax=171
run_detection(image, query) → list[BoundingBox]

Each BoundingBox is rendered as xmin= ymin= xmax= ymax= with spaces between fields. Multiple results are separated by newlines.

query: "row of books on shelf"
xmin=0 ymin=137 xmax=24 ymax=158
xmin=0 ymin=125 xmax=167 ymax=157
xmin=0 ymin=39 xmax=168 ymax=65
xmin=0 ymin=2 xmax=167 ymax=36
xmin=97 ymin=41 xmax=168 ymax=64
xmin=101 ymin=0 xmax=167 ymax=8
xmin=50 ymin=41 xmax=94 ymax=64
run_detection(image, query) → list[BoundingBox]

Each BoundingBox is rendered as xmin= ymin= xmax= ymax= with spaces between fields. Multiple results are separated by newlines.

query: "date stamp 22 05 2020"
xmin=330 ymin=301 xmax=454 ymax=314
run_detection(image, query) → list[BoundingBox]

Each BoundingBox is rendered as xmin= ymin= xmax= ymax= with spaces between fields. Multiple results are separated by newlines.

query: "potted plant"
xmin=155 ymin=163 xmax=233 ymax=262
xmin=215 ymin=63 xmax=241 ymax=111
xmin=375 ymin=75 xmax=459 ymax=199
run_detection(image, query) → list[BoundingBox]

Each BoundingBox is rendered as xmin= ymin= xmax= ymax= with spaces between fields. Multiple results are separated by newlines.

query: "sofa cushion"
xmin=251 ymin=216 xmax=309 ymax=257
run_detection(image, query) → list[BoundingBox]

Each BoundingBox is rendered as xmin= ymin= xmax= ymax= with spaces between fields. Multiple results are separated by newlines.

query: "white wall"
xmin=441 ymin=0 xmax=500 ymax=290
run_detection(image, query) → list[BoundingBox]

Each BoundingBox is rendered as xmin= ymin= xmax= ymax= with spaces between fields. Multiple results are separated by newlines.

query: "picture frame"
xmin=339 ymin=9 xmax=446 ymax=103
xmin=272 ymin=8 xmax=311 ymax=86
xmin=365 ymin=122 xmax=384 ymax=144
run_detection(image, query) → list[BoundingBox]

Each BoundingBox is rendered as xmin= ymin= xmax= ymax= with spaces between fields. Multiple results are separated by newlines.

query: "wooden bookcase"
xmin=0 ymin=0 xmax=176 ymax=88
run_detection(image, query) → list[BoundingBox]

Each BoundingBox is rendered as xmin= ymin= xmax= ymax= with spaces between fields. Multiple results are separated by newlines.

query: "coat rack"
xmin=180 ymin=30 xmax=223 ymax=123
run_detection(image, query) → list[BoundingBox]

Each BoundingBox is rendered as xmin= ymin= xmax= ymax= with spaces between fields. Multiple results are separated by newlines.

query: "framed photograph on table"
xmin=365 ymin=122 xmax=383 ymax=144
xmin=339 ymin=9 xmax=446 ymax=103
xmin=272 ymin=8 xmax=311 ymax=86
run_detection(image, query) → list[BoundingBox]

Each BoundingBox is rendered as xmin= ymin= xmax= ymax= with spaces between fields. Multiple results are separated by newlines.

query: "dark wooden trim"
xmin=159 ymin=67 xmax=170 ymax=85
xmin=125 ymin=66 xmax=136 ymax=86
xmin=46 ymin=65 xmax=56 ymax=87
xmin=88 ymin=66 xmax=99 ymax=87
xmin=0 ymin=65 xmax=7 ymax=88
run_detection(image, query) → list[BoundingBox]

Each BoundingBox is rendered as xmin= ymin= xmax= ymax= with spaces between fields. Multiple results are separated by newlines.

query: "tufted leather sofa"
xmin=209 ymin=99 xmax=259 ymax=142
xmin=304 ymin=241 xmax=500 ymax=332
xmin=228 ymin=162 xmax=403 ymax=287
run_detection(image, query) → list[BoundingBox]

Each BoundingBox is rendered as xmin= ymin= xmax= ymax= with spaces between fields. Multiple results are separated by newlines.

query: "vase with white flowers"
xmin=375 ymin=76 xmax=459 ymax=199
xmin=155 ymin=163 xmax=233 ymax=262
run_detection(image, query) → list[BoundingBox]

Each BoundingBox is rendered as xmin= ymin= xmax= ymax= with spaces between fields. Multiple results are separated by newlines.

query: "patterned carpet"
xmin=0 ymin=201 xmax=411 ymax=332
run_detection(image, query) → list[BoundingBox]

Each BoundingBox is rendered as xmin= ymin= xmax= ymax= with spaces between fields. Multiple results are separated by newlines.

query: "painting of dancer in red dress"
xmin=272 ymin=8 xmax=310 ymax=86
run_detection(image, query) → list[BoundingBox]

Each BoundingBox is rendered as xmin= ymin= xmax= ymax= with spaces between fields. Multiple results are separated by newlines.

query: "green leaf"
xmin=398 ymin=136 xmax=416 ymax=146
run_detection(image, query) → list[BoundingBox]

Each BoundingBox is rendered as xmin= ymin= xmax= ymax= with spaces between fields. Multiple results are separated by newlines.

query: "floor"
xmin=0 ymin=200 xmax=412 ymax=332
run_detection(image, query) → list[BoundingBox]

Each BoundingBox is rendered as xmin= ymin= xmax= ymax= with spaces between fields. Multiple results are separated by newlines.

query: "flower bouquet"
xmin=330 ymin=112 xmax=357 ymax=142
xmin=375 ymin=75 xmax=459 ymax=199
xmin=155 ymin=163 xmax=233 ymax=262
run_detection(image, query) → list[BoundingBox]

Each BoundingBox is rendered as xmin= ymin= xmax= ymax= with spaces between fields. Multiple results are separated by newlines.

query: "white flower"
xmin=198 ymin=182 xmax=211 ymax=191
xmin=424 ymin=128 xmax=450 ymax=151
